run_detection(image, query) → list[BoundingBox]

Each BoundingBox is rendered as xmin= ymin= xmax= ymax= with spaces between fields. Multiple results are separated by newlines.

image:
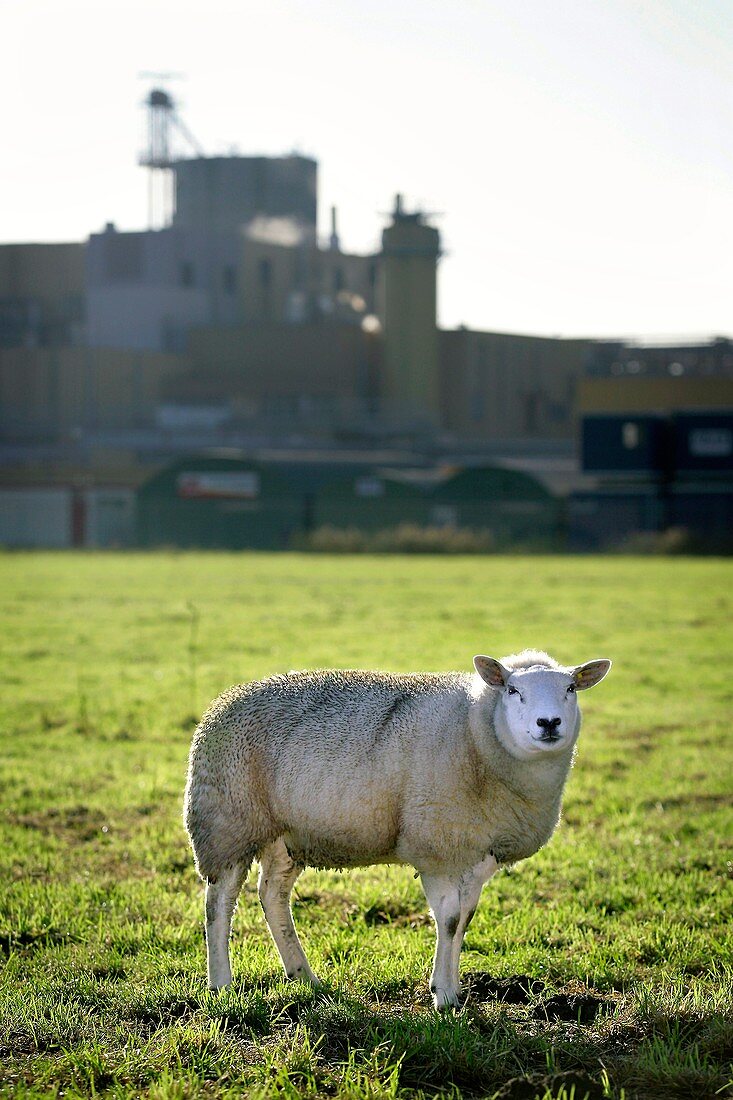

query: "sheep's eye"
xmin=507 ymin=686 xmax=519 ymax=696
xmin=567 ymin=684 xmax=576 ymax=694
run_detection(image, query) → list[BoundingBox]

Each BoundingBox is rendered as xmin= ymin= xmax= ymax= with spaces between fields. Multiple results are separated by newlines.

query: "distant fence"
xmin=0 ymin=488 xmax=136 ymax=548
xmin=1 ymin=466 xmax=731 ymax=551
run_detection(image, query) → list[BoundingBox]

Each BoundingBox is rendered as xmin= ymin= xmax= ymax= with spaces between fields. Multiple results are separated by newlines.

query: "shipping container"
xmin=673 ymin=412 xmax=733 ymax=473
xmin=581 ymin=415 xmax=670 ymax=473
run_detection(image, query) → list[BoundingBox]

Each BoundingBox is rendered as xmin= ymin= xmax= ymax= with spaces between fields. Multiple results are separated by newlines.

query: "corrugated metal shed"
xmin=313 ymin=471 xmax=430 ymax=531
xmin=427 ymin=466 xmax=561 ymax=543
xmin=137 ymin=456 xmax=303 ymax=549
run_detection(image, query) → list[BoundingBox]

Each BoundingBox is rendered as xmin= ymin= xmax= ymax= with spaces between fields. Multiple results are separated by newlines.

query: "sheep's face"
xmin=474 ymin=655 xmax=611 ymax=761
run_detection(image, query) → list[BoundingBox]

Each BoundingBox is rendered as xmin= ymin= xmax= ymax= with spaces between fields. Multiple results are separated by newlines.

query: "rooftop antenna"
xmin=378 ymin=193 xmax=443 ymax=223
xmin=138 ymin=73 xmax=205 ymax=229
xmin=329 ymin=206 xmax=340 ymax=251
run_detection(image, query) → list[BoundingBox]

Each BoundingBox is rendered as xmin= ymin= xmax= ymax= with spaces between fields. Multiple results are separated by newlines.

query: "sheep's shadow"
xmin=462 ymin=971 xmax=546 ymax=1005
xmin=196 ymin=971 xmax=728 ymax=1098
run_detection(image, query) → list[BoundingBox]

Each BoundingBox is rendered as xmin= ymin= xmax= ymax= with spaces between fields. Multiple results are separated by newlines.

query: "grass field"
xmin=1 ymin=552 xmax=731 ymax=1100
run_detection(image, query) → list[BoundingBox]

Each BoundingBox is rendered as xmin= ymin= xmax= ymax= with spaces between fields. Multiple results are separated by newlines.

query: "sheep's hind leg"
xmin=421 ymin=872 xmax=462 ymax=1009
xmin=205 ymin=862 xmax=249 ymax=990
xmin=258 ymin=838 xmax=320 ymax=986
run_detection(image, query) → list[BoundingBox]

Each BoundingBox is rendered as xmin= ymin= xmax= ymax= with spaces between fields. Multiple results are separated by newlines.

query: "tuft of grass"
xmin=1 ymin=551 xmax=732 ymax=1099
xmin=294 ymin=523 xmax=501 ymax=553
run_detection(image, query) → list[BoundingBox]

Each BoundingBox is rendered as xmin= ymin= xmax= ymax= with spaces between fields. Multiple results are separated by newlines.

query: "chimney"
xmin=329 ymin=205 xmax=340 ymax=252
xmin=380 ymin=200 xmax=441 ymax=427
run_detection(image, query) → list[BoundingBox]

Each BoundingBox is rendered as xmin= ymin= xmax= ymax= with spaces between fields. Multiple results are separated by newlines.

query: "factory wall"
xmin=585 ymin=338 xmax=733 ymax=378
xmin=87 ymin=285 xmax=211 ymax=352
xmin=239 ymin=237 xmax=377 ymax=325
xmin=439 ymin=329 xmax=591 ymax=441
xmin=0 ymin=346 xmax=185 ymax=440
xmin=86 ymin=226 xmax=241 ymax=350
xmin=182 ymin=322 xmax=379 ymax=428
xmin=578 ymin=375 xmax=733 ymax=415
xmin=84 ymin=222 xmax=376 ymax=349
xmin=310 ymin=248 xmax=378 ymax=320
xmin=239 ymin=238 xmax=304 ymax=325
xmin=0 ymin=242 xmax=85 ymax=304
xmin=0 ymin=242 xmax=86 ymax=348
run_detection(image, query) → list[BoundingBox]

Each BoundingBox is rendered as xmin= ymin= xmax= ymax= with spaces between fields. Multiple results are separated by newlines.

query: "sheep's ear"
xmin=571 ymin=659 xmax=612 ymax=690
xmin=474 ymin=656 xmax=510 ymax=688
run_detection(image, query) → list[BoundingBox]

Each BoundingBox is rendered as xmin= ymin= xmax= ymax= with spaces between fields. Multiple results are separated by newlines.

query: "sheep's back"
xmin=192 ymin=670 xmax=464 ymax=787
xmin=197 ymin=670 xmax=464 ymax=753
xmin=187 ymin=670 xmax=471 ymax=867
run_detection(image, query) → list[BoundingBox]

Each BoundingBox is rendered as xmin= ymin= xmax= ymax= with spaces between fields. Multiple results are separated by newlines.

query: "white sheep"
xmin=184 ymin=649 xmax=611 ymax=1008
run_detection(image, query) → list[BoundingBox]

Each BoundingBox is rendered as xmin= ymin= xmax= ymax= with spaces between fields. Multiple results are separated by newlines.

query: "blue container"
xmin=581 ymin=415 xmax=670 ymax=473
xmin=673 ymin=413 xmax=733 ymax=473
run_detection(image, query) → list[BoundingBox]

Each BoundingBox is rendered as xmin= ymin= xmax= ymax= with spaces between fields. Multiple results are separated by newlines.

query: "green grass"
xmin=1 ymin=551 xmax=731 ymax=1100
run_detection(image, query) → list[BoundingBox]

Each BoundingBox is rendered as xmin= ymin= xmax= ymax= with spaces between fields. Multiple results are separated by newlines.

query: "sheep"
xmin=184 ymin=649 xmax=611 ymax=1008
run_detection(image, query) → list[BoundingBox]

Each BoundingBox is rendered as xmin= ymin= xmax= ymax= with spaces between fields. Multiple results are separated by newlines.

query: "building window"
xmin=524 ymin=391 xmax=540 ymax=434
xmin=223 ymin=266 xmax=237 ymax=294
xmin=258 ymin=258 xmax=272 ymax=319
xmin=180 ymin=261 xmax=194 ymax=288
xmin=259 ymin=258 xmax=272 ymax=288
xmin=470 ymin=354 xmax=486 ymax=423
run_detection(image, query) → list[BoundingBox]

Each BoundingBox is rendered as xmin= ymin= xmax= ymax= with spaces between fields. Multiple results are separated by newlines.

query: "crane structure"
xmin=138 ymin=75 xmax=204 ymax=229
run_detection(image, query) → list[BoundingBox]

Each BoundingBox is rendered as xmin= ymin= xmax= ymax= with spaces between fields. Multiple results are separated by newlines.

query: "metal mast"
xmin=138 ymin=76 xmax=204 ymax=229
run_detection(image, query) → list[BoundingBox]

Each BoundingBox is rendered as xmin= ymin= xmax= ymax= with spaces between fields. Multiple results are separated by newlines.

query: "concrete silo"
xmin=172 ymin=155 xmax=317 ymax=237
xmin=380 ymin=195 xmax=441 ymax=428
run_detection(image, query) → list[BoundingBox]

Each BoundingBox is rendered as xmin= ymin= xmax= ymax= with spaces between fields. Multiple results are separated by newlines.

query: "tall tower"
xmin=380 ymin=195 xmax=441 ymax=427
xmin=139 ymin=88 xmax=175 ymax=229
xmin=138 ymin=80 xmax=203 ymax=229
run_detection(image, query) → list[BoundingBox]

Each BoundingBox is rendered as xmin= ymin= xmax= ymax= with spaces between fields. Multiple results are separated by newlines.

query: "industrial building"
xmin=0 ymin=86 xmax=731 ymax=549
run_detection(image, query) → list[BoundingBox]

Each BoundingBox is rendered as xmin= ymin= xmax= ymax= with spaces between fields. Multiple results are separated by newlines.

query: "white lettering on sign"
xmin=622 ymin=422 xmax=640 ymax=449
xmin=177 ymin=472 xmax=260 ymax=500
xmin=354 ymin=477 xmax=384 ymax=498
xmin=689 ymin=429 xmax=732 ymax=458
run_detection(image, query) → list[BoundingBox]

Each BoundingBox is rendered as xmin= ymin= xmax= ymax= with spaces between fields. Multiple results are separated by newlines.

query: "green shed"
xmin=428 ymin=466 xmax=561 ymax=544
xmin=136 ymin=455 xmax=305 ymax=549
xmin=312 ymin=471 xmax=431 ymax=531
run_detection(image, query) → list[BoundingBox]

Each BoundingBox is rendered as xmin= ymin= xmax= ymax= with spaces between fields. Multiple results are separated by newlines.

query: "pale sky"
xmin=2 ymin=0 xmax=731 ymax=339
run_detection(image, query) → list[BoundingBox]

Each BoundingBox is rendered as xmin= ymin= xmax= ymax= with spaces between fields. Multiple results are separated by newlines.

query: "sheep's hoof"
xmin=432 ymin=987 xmax=460 ymax=1010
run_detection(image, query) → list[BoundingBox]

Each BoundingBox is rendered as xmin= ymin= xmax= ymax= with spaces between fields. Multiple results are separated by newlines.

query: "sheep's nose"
xmin=537 ymin=716 xmax=561 ymax=731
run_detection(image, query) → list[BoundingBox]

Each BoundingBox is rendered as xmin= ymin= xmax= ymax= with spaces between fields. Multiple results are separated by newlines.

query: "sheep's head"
xmin=473 ymin=653 xmax=611 ymax=761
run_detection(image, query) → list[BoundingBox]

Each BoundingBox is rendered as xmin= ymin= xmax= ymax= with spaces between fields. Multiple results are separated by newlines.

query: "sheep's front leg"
xmin=450 ymin=854 xmax=499 ymax=995
xmin=421 ymin=873 xmax=461 ymax=1008
xmin=205 ymin=862 xmax=248 ymax=990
